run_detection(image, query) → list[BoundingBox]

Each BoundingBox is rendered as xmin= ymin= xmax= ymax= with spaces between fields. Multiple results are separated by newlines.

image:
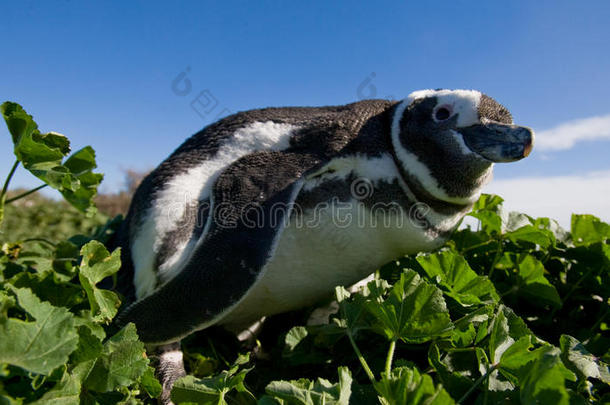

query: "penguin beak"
xmin=459 ymin=122 xmax=535 ymax=162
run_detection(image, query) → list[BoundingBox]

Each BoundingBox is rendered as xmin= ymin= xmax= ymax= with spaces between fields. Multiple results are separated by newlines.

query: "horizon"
xmin=2 ymin=1 xmax=609 ymax=226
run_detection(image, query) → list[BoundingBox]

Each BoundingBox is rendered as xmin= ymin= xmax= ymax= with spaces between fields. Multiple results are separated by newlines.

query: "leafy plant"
xmin=269 ymin=196 xmax=609 ymax=404
xmin=0 ymin=102 xmax=102 ymax=226
xmin=0 ymin=102 xmax=158 ymax=403
xmin=1 ymin=101 xmax=608 ymax=404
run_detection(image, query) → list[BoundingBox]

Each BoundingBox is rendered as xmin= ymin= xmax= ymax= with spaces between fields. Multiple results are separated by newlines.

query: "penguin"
xmin=112 ymin=89 xmax=533 ymax=398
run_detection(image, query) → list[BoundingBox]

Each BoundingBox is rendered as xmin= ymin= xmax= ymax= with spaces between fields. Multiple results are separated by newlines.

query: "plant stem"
xmin=550 ymin=265 xmax=599 ymax=318
xmin=1 ymin=160 xmax=20 ymax=200
xmin=590 ymin=306 xmax=609 ymax=333
xmin=461 ymin=239 xmax=494 ymax=253
xmin=5 ymin=184 xmax=48 ymax=204
xmin=562 ymin=265 xmax=597 ymax=303
xmin=346 ymin=329 xmax=376 ymax=385
xmin=445 ymin=347 xmax=478 ymax=353
xmin=0 ymin=161 xmax=20 ymax=225
xmin=385 ymin=339 xmax=396 ymax=377
xmin=487 ymin=238 xmax=504 ymax=279
xmin=22 ymin=237 xmax=56 ymax=247
xmin=457 ymin=364 xmax=497 ymax=404
xmin=499 ymin=285 xmax=519 ymax=298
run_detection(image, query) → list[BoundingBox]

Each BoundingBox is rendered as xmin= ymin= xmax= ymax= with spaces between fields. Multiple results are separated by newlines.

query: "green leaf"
xmin=503 ymin=211 xmax=533 ymax=233
xmin=571 ymin=214 xmax=610 ymax=246
xmin=77 ymin=241 xmax=121 ymax=323
xmin=416 ymin=250 xmax=499 ymax=306
xmin=79 ymin=241 xmax=121 ymax=285
xmin=0 ymin=287 xmax=78 ymax=375
xmin=428 ymin=343 xmax=474 ymax=400
xmin=468 ymin=194 xmax=504 ymax=235
xmin=73 ymin=309 xmax=107 ymax=340
xmin=451 ymin=322 xmax=476 ymax=347
xmin=172 ymin=358 xmax=254 ymax=405
xmin=472 ymin=194 xmax=504 ymax=212
xmin=264 ymin=367 xmax=352 ymax=405
xmin=184 ymin=351 xmax=221 ymax=378
xmin=516 ymin=255 xmax=561 ymax=307
xmin=10 ymin=271 xmax=84 ymax=309
xmin=10 ymin=122 xmax=71 ymax=182
xmin=0 ymin=393 xmax=23 ymax=405
xmin=365 ymin=270 xmax=453 ymax=343
xmin=70 ymin=325 xmax=103 ymax=365
xmin=282 ymin=324 xmax=345 ymax=366
xmin=1 ymin=102 xmax=102 ymax=214
xmin=488 ymin=305 xmax=532 ymax=365
xmin=535 ymin=217 xmax=570 ymax=243
xmin=30 ymin=368 xmax=81 ymax=405
xmin=1 ymin=101 xmax=39 ymax=145
xmin=60 ymin=148 xmax=104 ymax=215
xmin=451 ymin=306 xmax=493 ymax=347
xmin=139 ymin=366 xmax=162 ymax=398
xmin=83 ymin=323 xmax=149 ymax=393
xmin=559 ymin=334 xmax=610 ymax=383
xmin=0 ymin=288 xmax=16 ymax=317
xmin=518 ymin=346 xmax=576 ymax=405
xmin=50 ymin=241 xmax=80 ymax=280
xmin=63 ymin=146 xmax=97 ymax=175
xmin=492 ymin=335 xmax=578 ymax=405
xmin=375 ymin=366 xmax=455 ymax=405
xmin=285 ymin=326 xmax=309 ymax=352
xmin=487 ymin=307 xmax=577 ymax=404
xmin=495 ymin=335 xmax=535 ymax=382
xmin=506 ymin=224 xmax=555 ymax=248
xmin=333 ymin=285 xmax=373 ymax=336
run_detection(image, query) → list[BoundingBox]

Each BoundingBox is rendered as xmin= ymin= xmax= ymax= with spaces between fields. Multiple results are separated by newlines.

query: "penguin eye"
xmin=434 ymin=106 xmax=452 ymax=121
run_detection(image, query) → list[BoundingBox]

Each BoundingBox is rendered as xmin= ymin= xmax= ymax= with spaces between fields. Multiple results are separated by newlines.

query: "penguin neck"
xmin=388 ymin=102 xmax=492 ymax=214
xmin=389 ymin=148 xmax=490 ymax=215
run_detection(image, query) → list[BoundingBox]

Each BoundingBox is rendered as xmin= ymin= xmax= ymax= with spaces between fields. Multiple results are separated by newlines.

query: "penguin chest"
xmin=218 ymin=198 xmax=442 ymax=330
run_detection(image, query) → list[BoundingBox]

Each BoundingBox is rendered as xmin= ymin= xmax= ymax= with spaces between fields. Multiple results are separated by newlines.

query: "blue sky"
xmin=2 ymin=1 xmax=609 ymax=225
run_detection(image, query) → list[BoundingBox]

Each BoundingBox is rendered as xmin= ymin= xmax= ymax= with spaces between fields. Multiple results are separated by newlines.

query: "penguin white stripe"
xmin=407 ymin=89 xmax=481 ymax=128
xmin=156 ymin=197 xmax=215 ymax=287
xmin=448 ymin=129 xmax=494 ymax=200
xmin=392 ymin=135 xmax=475 ymax=205
xmin=132 ymin=121 xmax=300 ymax=299
xmin=302 ymin=151 xmax=467 ymax=234
xmin=391 ymin=93 xmax=482 ymax=205
xmin=450 ymin=129 xmax=476 ymax=156
xmin=391 ymin=99 xmax=459 ymax=203
xmin=150 ymin=179 xmax=307 ymax=343
xmin=390 ymin=165 xmax=465 ymax=234
xmin=303 ymin=153 xmax=400 ymax=191
xmin=155 ymin=121 xmax=298 ymax=232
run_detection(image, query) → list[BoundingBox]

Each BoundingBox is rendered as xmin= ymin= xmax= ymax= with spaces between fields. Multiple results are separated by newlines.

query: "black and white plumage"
xmin=113 ymin=89 xmax=533 ymax=346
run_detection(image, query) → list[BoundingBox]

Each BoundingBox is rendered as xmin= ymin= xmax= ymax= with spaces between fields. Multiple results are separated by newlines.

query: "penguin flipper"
xmin=115 ymin=151 xmax=321 ymax=344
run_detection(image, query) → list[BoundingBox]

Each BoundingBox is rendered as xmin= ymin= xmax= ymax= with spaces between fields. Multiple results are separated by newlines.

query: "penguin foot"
xmin=235 ymin=317 xmax=266 ymax=348
xmin=152 ymin=342 xmax=186 ymax=405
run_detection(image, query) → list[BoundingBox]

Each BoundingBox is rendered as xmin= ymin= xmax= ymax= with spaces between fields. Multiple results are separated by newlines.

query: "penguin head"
xmin=391 ymin=89 xmax=534 ymax=203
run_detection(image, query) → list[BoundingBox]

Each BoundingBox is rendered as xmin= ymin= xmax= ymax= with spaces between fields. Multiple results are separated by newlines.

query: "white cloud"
xmin=535 ymin=114 xmax=610 ymax=151
xmin=482 ymin=170 xmax=610 ymax=228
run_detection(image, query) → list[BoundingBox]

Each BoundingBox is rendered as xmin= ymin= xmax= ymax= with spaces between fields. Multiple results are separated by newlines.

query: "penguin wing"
xmin=115 ymin=150 xmax=322 ymax=344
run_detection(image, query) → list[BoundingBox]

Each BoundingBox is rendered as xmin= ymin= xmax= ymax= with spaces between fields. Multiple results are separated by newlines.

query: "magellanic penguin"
xmin=112 ymin=88 xmax=533 ymax=372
